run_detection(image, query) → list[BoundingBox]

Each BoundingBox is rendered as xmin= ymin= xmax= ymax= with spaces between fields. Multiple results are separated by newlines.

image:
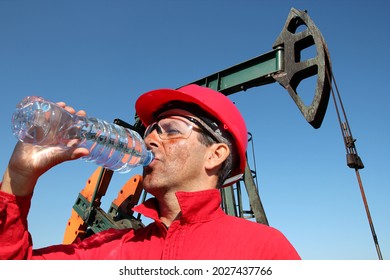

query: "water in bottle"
xmin=11 ymin=96 xmax=153 ymax=173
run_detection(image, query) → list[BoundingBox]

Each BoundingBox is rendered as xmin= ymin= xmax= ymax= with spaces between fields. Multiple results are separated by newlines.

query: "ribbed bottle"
xmin=11 ymin=96 xmax=153 ymax=173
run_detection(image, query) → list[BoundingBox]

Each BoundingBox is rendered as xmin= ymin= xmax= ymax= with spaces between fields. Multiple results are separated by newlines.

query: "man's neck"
xmin=157 ymin=192 xmax=182 ymax=227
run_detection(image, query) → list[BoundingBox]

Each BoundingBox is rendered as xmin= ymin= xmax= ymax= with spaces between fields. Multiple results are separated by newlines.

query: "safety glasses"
xmin=144 ymin=115 xmax=223 ymax=143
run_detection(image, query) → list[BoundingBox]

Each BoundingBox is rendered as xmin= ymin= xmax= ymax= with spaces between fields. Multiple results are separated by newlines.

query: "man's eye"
xmin=165 ymin=127 xmax=182 ymax=135
xmin=161 ymin=123 xmax=183 ymax=135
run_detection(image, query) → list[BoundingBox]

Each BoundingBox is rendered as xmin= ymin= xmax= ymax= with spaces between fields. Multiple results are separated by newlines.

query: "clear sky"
xmin=0 ymin=0 xmax=389 ymax=260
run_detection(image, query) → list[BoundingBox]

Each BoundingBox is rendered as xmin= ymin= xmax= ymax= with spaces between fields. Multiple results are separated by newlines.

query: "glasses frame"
xmin=180 ymin=115 xmax=224 ymax=143
xmin=144 ymin=114 xmax=224 ymax=143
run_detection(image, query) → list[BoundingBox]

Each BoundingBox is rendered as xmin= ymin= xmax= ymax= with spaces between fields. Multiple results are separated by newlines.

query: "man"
xmin=0 ymin=84 xmax=300 ymax=259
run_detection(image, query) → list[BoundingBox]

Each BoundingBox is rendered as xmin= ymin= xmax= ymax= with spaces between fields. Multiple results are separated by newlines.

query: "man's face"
xmin=141 ymin=109 xmax=210 ymax=196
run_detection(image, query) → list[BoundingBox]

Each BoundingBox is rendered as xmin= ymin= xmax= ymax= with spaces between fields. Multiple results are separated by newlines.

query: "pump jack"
xmin=63 ymin=7 xmax=382 ymax=260
xmin=63 ymin=7 xmax=331 ymax=243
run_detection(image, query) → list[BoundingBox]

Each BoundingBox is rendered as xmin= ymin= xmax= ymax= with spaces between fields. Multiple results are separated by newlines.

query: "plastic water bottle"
xmin=11 ymin=96 xmax=153 ymax=173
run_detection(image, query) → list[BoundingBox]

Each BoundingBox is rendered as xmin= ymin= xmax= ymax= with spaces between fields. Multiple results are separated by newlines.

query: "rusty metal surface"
xmin=272 ymin=8 xmax=332 ymax=128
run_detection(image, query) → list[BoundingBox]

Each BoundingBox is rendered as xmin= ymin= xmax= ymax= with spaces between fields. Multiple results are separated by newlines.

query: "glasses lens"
xmin=144 ymin=117 xmax=193 ymax=140
xmin=144 ymin=122 xmax=158 ymax=138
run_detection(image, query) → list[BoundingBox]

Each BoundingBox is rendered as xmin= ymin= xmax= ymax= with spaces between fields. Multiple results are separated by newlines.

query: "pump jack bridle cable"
xmin=326 ymin=67 xmax=383 ymax=260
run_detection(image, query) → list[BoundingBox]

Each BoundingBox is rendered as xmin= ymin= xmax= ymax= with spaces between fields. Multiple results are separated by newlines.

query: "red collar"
xmin=133 ymin=189 xmax=225 ymax=224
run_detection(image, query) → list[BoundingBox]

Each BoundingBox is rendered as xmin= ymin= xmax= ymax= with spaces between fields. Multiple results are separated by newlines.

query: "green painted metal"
xmin=220 ymin=186 xmax=238 ymax=217
xmin=189 ymin=48 xmax=284 ymax=95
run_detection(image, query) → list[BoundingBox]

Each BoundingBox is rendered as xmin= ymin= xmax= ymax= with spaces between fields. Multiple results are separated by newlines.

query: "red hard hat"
xmin=135 ymin=84 xmax=248 ymax=183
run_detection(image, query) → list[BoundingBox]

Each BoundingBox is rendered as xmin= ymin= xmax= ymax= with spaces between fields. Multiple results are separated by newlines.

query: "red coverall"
xmin=0 ymin=186 xmax=301 ymax=260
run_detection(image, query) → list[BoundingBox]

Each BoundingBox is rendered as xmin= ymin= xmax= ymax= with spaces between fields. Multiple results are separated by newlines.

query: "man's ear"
xmin=204 ymin=143 xmax=230 ymax=171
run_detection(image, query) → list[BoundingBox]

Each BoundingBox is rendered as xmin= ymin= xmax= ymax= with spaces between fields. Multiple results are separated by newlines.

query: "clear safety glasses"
xmin=144 ymin=115 xmax=222 ymax=142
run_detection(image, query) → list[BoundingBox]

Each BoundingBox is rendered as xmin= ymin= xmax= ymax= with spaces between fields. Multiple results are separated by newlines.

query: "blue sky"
xmin=0 ymin=0 xmax=389 ymax=260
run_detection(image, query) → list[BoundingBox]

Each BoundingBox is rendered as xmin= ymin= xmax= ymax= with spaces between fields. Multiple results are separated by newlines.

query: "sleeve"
xmin=0 ymin=187 xmax=33 ymax=259
xmin=0 ymin=184 xmax=133 ymax=260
